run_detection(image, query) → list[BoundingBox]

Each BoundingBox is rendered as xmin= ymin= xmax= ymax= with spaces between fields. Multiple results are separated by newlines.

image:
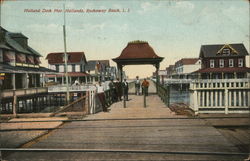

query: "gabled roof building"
xmin=194 ymin=43 xmax=250 ymax=79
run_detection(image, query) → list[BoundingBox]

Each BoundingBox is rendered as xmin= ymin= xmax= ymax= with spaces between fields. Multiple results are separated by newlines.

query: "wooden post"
xmin=13 ymin=93 xmax=17 ymax=117
xmin=143 ymin=87 xmax=146 ymax=108
xmin=225 ymin=89 xmax=228 ymax=114
xmin=155 ymin=63 xmax=160 ymax=93
xmin=193 ymin=90 xmax=198 ymax=115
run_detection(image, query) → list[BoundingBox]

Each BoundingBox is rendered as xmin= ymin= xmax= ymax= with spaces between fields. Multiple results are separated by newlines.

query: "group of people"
xmin=96 ymin=77 xmax=149 ymax=112
xmin=135 ymin=76 xmax=150 ymax=96
xmin=96 ymin=78 xmax=129 ymax=112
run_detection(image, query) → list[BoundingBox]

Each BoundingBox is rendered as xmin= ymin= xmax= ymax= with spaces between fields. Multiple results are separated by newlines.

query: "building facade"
xmin=46 ymin=52 xmax=90 ymax=84
xmin=195 ymin=43 xmax=250 ymax=79
xmin=0 ymin=27 xmax=54 ymax=90
xmin=173 ymin=58 xmax=201 ymax=79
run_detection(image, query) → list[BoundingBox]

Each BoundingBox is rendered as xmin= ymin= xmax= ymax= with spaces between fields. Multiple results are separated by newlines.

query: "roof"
xmin=0 ymin=27 xmax=41 ymax=57
xmin=0 ymin=63 xmax=57 ymax=74
xmin=113 ymin=40 xmax=162 ymax=60
xmin=175 ymin=58 xmax=199 ymax=66
xmin=199 ymin=43 xmax=249 ymax=58
xmin=85 ymin=60 xmax=110 ymax=71
xmin=194 ymin=67 xmax=250 ymax=73
xmin=46 ymin=52 xmax=87 ymax=64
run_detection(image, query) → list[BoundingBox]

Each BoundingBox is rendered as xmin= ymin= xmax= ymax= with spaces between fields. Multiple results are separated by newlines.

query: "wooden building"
xmin=46 ymin=52 xmax=90 ymax=84
xmin=195 ymin=43 xmax=250 ymax=79
xmin=0 ymin=26 xmax=55 ymax=90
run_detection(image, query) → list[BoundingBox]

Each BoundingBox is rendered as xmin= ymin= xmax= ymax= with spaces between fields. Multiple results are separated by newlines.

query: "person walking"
xmin=141 ymin=78 xmax=149 ymax=96
xmin=122 ymin=78 xmax=129 ymax=101
xmin=135 ymin=76 xmax=140 ymax=95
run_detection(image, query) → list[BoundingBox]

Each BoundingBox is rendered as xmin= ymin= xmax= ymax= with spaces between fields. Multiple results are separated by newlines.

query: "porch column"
xmin=55 ymin=76 xmax=57 ymax=83
xmin=222 ymin=72 xmax=224 ymax=79
xmin=62 ymin=76 xmax=64 ymax=85
xmin=117 ymin=64 xmax=123 ymax=81
xmin=12 ymin=73 xmax=16 ymax=90
xmin=155 ymin=63 xmax=160 ymax=93
xmin=23 ymin=73 xmax=29 ymax=89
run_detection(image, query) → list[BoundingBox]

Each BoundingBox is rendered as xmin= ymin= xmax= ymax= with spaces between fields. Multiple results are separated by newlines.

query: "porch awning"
xmin=27 ymin=55 xmax=35 ymax=64
xmin=16 ymin=53 xmax=26 ymax=63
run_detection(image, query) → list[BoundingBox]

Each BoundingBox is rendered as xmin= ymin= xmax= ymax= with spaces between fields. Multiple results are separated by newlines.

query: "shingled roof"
xmin=175 ymin=58 xmax=199 ymax=66
xmin=199 ymin=43 xmax=249 ymax=58
xmin=46 ymin=52 xmax=87 ymax=64
xmin=0 ymin=27 xmax=41 ymax=56
xmin=114 ymin=40 xmax=162 ymax=60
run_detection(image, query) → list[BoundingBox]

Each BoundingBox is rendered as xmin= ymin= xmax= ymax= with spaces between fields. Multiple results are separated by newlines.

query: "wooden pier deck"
xmin=3 ymin=82 xmax=248 ymax=160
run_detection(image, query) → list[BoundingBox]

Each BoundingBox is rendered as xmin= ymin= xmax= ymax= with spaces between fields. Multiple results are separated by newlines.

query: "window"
xmin=59 ymin=65 xmax=64 ymax=72
xmin=210 ymin=59 xmax=215 ymax=68
xmin=219 ymin=59 xmax=224 ymax=68
xmin=222 ymin=48 xmax=230 ymax=55
xmin=238 ymin=59 xmax=243 ymax=67
xmin=229 ymin=59 xmax=234 ymax=67
xmin=75 ymin=65 xmax=80 ymax=72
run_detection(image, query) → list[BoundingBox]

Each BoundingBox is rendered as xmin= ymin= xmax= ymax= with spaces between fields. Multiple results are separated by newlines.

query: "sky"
xmin=1 ymin=0 xmax=249 ymax=78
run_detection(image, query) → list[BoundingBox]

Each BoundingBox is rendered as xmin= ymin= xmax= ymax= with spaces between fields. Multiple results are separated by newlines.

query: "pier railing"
xmin=189 ymin=79 xmax=250 ymax=114
xmin=153 ymin=81 xmax=170 ymax=107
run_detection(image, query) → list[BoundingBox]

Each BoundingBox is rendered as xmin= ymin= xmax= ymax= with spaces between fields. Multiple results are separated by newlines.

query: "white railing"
xmin=48 ymin=85 xmax=97 ymax=93
xmin=189 ymin=79 xmax=250 ymax=114
xmin=164 ymin=79 xmax=193 ymax=84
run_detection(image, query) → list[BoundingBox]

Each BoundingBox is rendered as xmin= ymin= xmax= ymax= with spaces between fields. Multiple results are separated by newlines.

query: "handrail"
xmin=153 ymin=81 xmax=170 ymax=107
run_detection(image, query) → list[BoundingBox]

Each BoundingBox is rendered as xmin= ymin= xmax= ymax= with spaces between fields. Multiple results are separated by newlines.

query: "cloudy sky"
xmin=1 ymin=0 xmax=249 ymax=78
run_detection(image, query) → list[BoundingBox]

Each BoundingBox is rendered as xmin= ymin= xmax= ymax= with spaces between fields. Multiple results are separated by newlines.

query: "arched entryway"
xmin=112 ymin=40 xmax=164 ymax=93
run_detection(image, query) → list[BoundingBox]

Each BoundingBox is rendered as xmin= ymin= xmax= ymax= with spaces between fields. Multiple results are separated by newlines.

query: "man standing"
xmin=96 ymin=81 xmax=107 ymax=112
xmin=135 ymin=76 xmax=140 ymax=95
xmin=141 ymin=78 xmax=149 ymax=96
xmin=109 ymin=79 xmax=117 ymax=102
xmin=114 ymin=78 xmax=122 ymax=101
xmin=122 ymin=78 xmax=129 ymax=101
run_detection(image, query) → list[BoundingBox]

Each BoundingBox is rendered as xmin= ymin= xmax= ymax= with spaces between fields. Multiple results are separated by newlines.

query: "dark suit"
xmin=122 ymin=81 xmax=129 ymax=101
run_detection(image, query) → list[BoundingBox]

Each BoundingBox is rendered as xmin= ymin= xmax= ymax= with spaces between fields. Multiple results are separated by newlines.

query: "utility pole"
xmin=63 ymin=4 xmax=70 ymax=103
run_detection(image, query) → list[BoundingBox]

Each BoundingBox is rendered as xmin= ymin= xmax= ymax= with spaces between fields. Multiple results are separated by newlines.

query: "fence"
xmin=189 ymin=79 xmax=250 ymax=114
xmin=154 ymin=81 xmax=170 ymax=107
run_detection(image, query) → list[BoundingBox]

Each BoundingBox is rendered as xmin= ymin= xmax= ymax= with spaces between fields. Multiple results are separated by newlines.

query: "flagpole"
xmin=63 ymin=4 xmax=70 ymax=103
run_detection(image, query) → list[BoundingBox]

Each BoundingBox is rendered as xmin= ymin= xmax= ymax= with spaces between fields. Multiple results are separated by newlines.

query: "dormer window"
xmin=219 ymin=59 xmax=224 ymax=68
xmin=222 ymin=48 xmax=230 ymax=55
xmin=210 ymin=59 xmax=214 ymax=68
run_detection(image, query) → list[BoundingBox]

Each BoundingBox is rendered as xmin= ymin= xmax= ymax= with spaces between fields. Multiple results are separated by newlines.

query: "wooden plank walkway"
xmin=3 ymin=82 xmax=248 ymax=160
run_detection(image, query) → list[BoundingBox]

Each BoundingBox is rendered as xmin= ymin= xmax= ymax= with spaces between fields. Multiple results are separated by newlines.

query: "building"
xmin=194 ymin=43 xmax=250 ymax=79
xmin=165 ymin=65 xmax=175 ymax=78
xmin=85 ymin=60 xmax=116 ymax=81
xmin=173 ymin=58 xmax=201 ymax=79
xmin=0 ymin=26 xmax=55 ymax=90
xmin=46 ymin=52 xmax=90 ymax=84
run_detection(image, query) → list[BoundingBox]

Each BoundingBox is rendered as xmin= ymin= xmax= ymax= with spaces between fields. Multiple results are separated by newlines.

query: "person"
xmin=109 ymin=79 xmax=117 ymax=102
xmin=74 ymin=79 xmax=79 ymax=86
xmin=135 ymin=76 xmax=140 ymax=95
xmin=96 ymin=81 xmax=107 ymax=112
xmin=141 ymin=78 xmax=149 ymax=96
xmin=122 ymin=78 xmax=129 ymax=101
xmin=114 ymin=78 xmax=122 ymax=101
